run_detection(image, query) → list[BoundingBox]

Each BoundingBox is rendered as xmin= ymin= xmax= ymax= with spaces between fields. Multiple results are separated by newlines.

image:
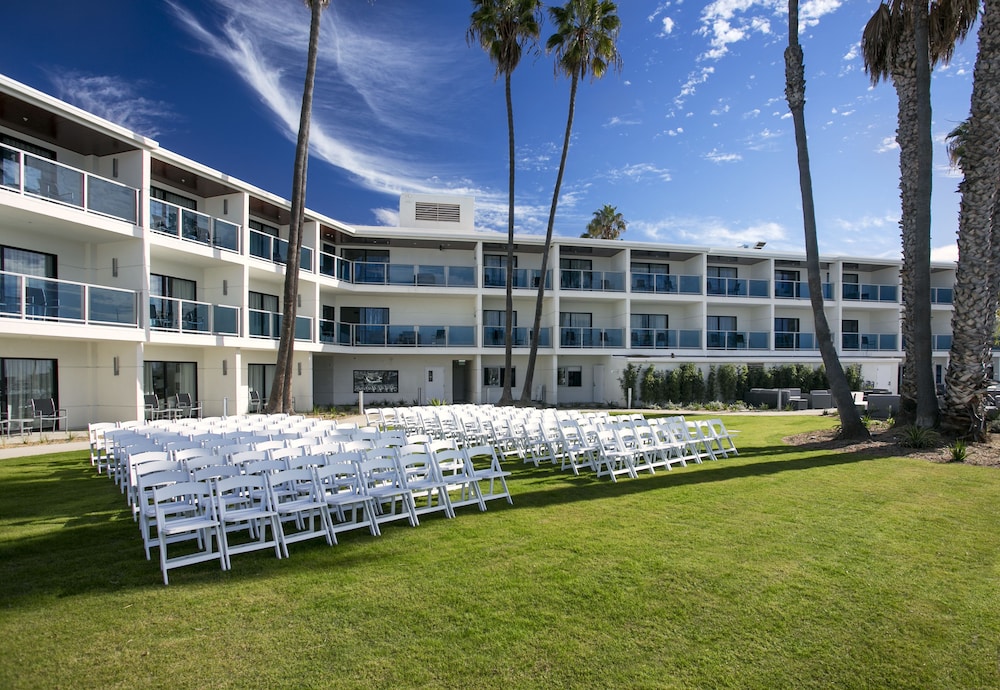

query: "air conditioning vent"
xmin=414 ymin=202 xmax=461 ymax=223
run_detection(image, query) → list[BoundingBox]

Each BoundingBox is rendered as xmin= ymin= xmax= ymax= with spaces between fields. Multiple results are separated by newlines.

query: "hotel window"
xmin=707 ymin=266 xmax=737 ymax=278
xmin=342 ymin=248 xmax=389 ymax=263
xmin=150 ymin=274 xmax=196 ymax=300
xmin=484 ymin=366 xmax=515 ymax=387
xmin=484 ymin=254 xmax=516 ymax=268
xmin=1 ymin=134 xmax=57 ymax=161
xmin=1 ymin=358 xmax=58 ymax=421
xmin=1 ymin=246 xmax=57 ymax=278
xmin=150 ymin=186 xmax=198 ymax=211
xmin=558 ymin=366 xmax=582 ymax=387
xmin=143 ymin=361 xmax=197 ymax=404
xmin=560 ymin=312 xmax=592 ymax=346
xmin=248 ymin=363 xmax=276 ymax=401
xmin=249 ymin=219 xmax=280 ymax=236
xmin=775 ymin=317 xmax=801 ymax=349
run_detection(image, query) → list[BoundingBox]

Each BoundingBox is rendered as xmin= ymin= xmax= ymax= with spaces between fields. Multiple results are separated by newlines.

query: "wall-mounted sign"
xmin=353 ymin=369 xmax=399 ymax=393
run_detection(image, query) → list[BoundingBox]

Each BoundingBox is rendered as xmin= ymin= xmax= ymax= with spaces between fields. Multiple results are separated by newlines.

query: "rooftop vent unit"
xmin=414 ymin=201 xmax=461 ymax=224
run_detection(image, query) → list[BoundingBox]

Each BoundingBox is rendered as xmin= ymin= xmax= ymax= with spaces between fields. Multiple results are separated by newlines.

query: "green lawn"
xmin=2 ymin=415 xmax=999 ymax=689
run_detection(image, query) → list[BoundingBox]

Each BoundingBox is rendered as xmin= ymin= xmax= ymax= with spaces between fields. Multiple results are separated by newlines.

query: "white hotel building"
xmin=0 ymin=74 xmax=965 ymax=428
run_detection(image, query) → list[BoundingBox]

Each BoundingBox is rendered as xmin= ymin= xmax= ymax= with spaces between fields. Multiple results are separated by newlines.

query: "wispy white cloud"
xmin=876 ymin=136 xmax=899 ymax=153
xmin=605 ymin=163 xmax=673 ymax=183
xmin=674 ymin=66 xmax=715 ymax=107
xmin=372 ymin=207 xmax=399 ymax=226
xmin=704 ymin=148 xmax=743 ymax=163
xmin=630 ymin=215 xmax=791 ymax=249
xmin=166 ymin=0 xmax=492 ymax=206
xmin=46 ymin=71 xmax=176 ymax=138
xmin=659 ymin=17 xmax=676 ymax=36
xmin=605 ymin=115 xmax=642 ymax=127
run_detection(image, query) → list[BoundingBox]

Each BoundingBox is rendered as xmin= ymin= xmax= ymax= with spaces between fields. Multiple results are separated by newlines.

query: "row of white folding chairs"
xmin=141 ymin=440 xmax=512 ymax=584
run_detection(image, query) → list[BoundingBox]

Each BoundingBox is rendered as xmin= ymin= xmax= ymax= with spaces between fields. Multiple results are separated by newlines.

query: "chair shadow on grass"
xmin=0 ymin=435 xmax=901 ymax=599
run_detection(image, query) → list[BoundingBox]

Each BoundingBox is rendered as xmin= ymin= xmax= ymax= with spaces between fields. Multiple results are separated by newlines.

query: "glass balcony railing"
xmin=774 ymin=331 xmax=817 ymax=350
xmin=775 ymin=280 xmax=833 ymax=300
xmin=319 ymin=322 xmax=478 ymax=347
xmin=149 ymin=296 xmax=240 ymax=335
xmin=0 ymin=270 xmax=138 ymax=326
xmin=841 ymin=333 xmax=899 ymax=351
xmin=629 ymin=328 xmax=701 ymax=349
xmin=249 ymin=309 xmax=311 ymax=341
xmin=559 ymin=270 xmax=626 ymax=292
xmin=481 ymin=326 xmax=552 ymax=348
xmin=559 ymin=327 xmax=624 ymax=348
xmin=706 ymin=277 xmax=770 ymax=298
xmin=1 ymin=144 xmax=138 ymax=223
xmin=631 ymin=273 xmax=702 ymax=295
xmin=318 ymin=251 xmax=352 ymax=281
xmin=842 ymin=283 xmax=898 ymax=302
xmin=706 ymin=330 xmax=769 ymax=349
xmin=482 ymin=267 xmax=552 ymax=290
xmin=931 ymin=287 xmax=954 ymax=304
xmin=150 ymin=199 xmax=240 ymax=252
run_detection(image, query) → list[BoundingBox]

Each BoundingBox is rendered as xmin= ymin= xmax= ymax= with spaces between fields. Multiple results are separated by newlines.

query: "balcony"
xmin=559 ymin=269 xmax=625 ymax=292
xmin=149 ymin=296 xmax=240 ymax=335
xmin=842 ymin=283 xmax=898 ymax=302
xmin=706 ymin=330 xmax=769 ymax=350
xmin=931 ymin=287 xmax=953 ymax=304
xmin=706 ymin=277 xmax=769 ymax=298
xmin=559 ymin=327 xmax=624 ymax=348
xmin=248 ymin=229 xmax=312 ymax=270
xmin=249 ymin=309 xmax=312 ymax=341
xmin=355 ymin=262 xmax=476 ymax=287
xmin=630 ymin=328 xmax=702 ymax=349
xmin=841 ymin=333 xmax=899 ymax=351
xmin=775 ymin=280 xmax=833 ymax=300
xmin=631 ymin=273 xmax=701 ymax=295
xmin=482 ymin=267 xmax=552 ymax=290
xmin=321 ymin=322 xmax=477 ymax=347
xmin=150 ymin=199 xmax=240 ymax=252
xmin=0 ymin=271 xmax=138 ymax=327
xmin=2 ymin=144 xmax=138 ymax=224
xmin=482 ymin=326 xmax=552 ymax=348
xmin=774 ymin=331 xmax=817 ymax=350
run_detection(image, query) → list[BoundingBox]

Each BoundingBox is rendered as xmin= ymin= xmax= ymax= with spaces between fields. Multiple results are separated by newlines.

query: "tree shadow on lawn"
xmin=0 ymin=438 xmax=912 ymax=601
xmin=504 ymin=438 xmax=901 ymax=509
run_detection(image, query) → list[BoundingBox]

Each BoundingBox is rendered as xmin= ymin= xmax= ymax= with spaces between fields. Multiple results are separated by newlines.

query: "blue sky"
xmin=3 ymin=0 xmax=978 ymax=260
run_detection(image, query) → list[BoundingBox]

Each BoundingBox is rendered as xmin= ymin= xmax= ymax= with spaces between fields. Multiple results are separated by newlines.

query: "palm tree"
xmin=519 ymin=0 xmax=622 ymax=404
xmin=267 ymin=0 xmax=331 ymax=413
xmin=467 ymin=0 xmax=543 ymax=406
xmin=861 ymin=0 xmax=977 ymax=428
xmin=941 ymin=1 xmax=1000 ymax=438
xmin=582 ymin=204 xmax=626 ymax=239
xmin=784 ymin=0 xmax=870 ymax=439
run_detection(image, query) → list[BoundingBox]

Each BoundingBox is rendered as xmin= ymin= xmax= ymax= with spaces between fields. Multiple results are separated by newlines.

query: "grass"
xmin=2 ymin=414 xmax=999 ymax=688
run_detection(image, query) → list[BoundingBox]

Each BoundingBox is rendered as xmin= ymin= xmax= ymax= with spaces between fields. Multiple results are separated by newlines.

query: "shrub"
xmin=898 ymin=425 xmax=940 ymax=449
xmin=949 ymin=440 xmax=968 ymax=463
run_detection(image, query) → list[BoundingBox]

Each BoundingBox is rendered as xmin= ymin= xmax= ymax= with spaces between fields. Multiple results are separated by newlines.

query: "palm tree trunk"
xmin=500 ymin=71 xmax=516 ymax=406
xmin=943 ymin=0 xmax=1000 ymax=439
xmin=785 ymin=0 xmax=869 ymax=440
xmin=268 ymin=0 xmax=323 ymax=414
xmin=891 ymin=7 xmax=937 ymax=428
xmin=520 ymin=72 xmax=579 ymax=404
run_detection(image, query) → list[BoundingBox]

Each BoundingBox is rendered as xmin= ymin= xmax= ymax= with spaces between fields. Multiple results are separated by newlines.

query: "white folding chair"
xmin=152 ymin=481 xmax=225 ymax=585
xmin=430 ymin=446 xmax=485 ymax=513
xmin=397 ymin=449 xmax=454 ymax=519
xmin=313 ymin=462 xmax=381 ymax=539
xmin=267 ymin=469 xmax=334 ymax=555
xmin=214 ymin=474 xmax=283 ymax=569
xmin=357 ymin=456 xmax=419 ymax=529
xmin=463 ymin=444 xmax=513 ymax=506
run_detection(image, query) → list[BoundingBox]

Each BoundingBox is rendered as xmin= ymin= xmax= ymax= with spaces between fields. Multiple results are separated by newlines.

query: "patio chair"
xmin=174 ymin=393 xmax=203 ymax=419
xmin=248 ymin=389 xmax=263 ymax=414
xmin=31 ymin=397 xmax=67 ymax=432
